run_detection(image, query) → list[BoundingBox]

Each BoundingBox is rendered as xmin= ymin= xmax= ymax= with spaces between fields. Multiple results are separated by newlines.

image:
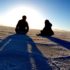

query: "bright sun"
xmin=0 ymin=6 xmax=45 ymax=29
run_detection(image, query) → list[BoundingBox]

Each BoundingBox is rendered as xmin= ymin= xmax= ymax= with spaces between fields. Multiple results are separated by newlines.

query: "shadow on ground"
xmin=39 ymin=36 xmax=70 ymax=69
xmin=41 ymin=36 xmax=70 ymax=49
xmin=0 ymin=34 xmax=52 ymax=70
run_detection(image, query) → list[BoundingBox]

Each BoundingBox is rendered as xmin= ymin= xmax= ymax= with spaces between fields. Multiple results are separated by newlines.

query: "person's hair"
xmin=22 ymin=15 xmax=27 ymax=19
xmin=45 ymin=20 xmax=49 ymax=23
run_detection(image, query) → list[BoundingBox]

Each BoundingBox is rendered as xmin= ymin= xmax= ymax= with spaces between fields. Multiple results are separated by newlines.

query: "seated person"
xmin=38 ymin=19 xmax=54 ymax=36
xmin=15 ymin=15 xmax=29 ymax=34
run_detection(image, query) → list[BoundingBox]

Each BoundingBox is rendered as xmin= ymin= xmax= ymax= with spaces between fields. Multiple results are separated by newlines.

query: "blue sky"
xmin=0 ymin=0 xmax=70 ymax=31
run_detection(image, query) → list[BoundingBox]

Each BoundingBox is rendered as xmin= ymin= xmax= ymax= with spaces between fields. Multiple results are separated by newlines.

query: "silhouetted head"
xmin=22 ymin=15 xmax=27 ymax=21
xmin=45 ymin=20 xmax=49 ymax=23
xmin=45 ymin=20 xmax=50 ymax=25
xmin=44 ymin=19 xmax=52 ymax=27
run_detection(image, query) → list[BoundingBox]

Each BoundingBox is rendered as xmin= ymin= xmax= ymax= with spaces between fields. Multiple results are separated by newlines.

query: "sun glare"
xmin=0 ymin=6 xmax=45 ymax=29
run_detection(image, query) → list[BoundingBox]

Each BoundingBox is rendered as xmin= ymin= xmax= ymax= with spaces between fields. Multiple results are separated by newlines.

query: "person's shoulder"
xmin=25 ymin=21 xmax=28 ymax=24
xmin=18 ymin=19 xmax=22 ymax=22
xmin=50 ymin=23 xmax=52 ymax=26
xmin=19 ymin=19 xmax=22 ymax=21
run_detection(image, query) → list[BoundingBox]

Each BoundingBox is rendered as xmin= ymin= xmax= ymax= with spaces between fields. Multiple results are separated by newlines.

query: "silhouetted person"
xmin=38 ymin=19 xmax=54 ymax=36
xmin=15 ymin=15 xmax=29 ymax=34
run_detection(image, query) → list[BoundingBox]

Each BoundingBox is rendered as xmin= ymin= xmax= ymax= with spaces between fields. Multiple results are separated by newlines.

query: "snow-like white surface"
xmin=0 ymin=27 xmax=70 ymax=70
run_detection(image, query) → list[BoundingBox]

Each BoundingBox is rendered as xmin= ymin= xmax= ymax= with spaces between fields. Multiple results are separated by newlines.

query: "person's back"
xmin=15 ymin=15 xmax=29 ymax=34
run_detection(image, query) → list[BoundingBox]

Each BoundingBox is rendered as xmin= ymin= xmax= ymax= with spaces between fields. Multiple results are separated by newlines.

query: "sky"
xmin=0 ymin=0 xmax=70 ymax=31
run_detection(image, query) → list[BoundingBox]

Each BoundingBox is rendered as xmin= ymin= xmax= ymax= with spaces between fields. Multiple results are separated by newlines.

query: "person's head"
xmin=45 ymin=19 xmax=49 ymax=25
xmin=22 ymin=15 xmax=27 ymax=21
xmin=45 ymin=20 xmax=49 ymax=23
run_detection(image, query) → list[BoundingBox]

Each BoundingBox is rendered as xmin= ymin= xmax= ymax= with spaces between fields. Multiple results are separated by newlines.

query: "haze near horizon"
xmin=0 ymin=0 xmax=70 ymax=31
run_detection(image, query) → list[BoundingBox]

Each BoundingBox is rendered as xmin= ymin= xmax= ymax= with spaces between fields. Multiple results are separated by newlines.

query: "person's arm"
xmin=15 ymin=21 xmax=20 ymax=31
xmin=26 ymin=22 xmax=29 ymax=32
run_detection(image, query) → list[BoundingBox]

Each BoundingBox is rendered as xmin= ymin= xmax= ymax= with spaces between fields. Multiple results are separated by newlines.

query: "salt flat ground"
xmin=0 ymin=26 xmax=70 ymax=70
